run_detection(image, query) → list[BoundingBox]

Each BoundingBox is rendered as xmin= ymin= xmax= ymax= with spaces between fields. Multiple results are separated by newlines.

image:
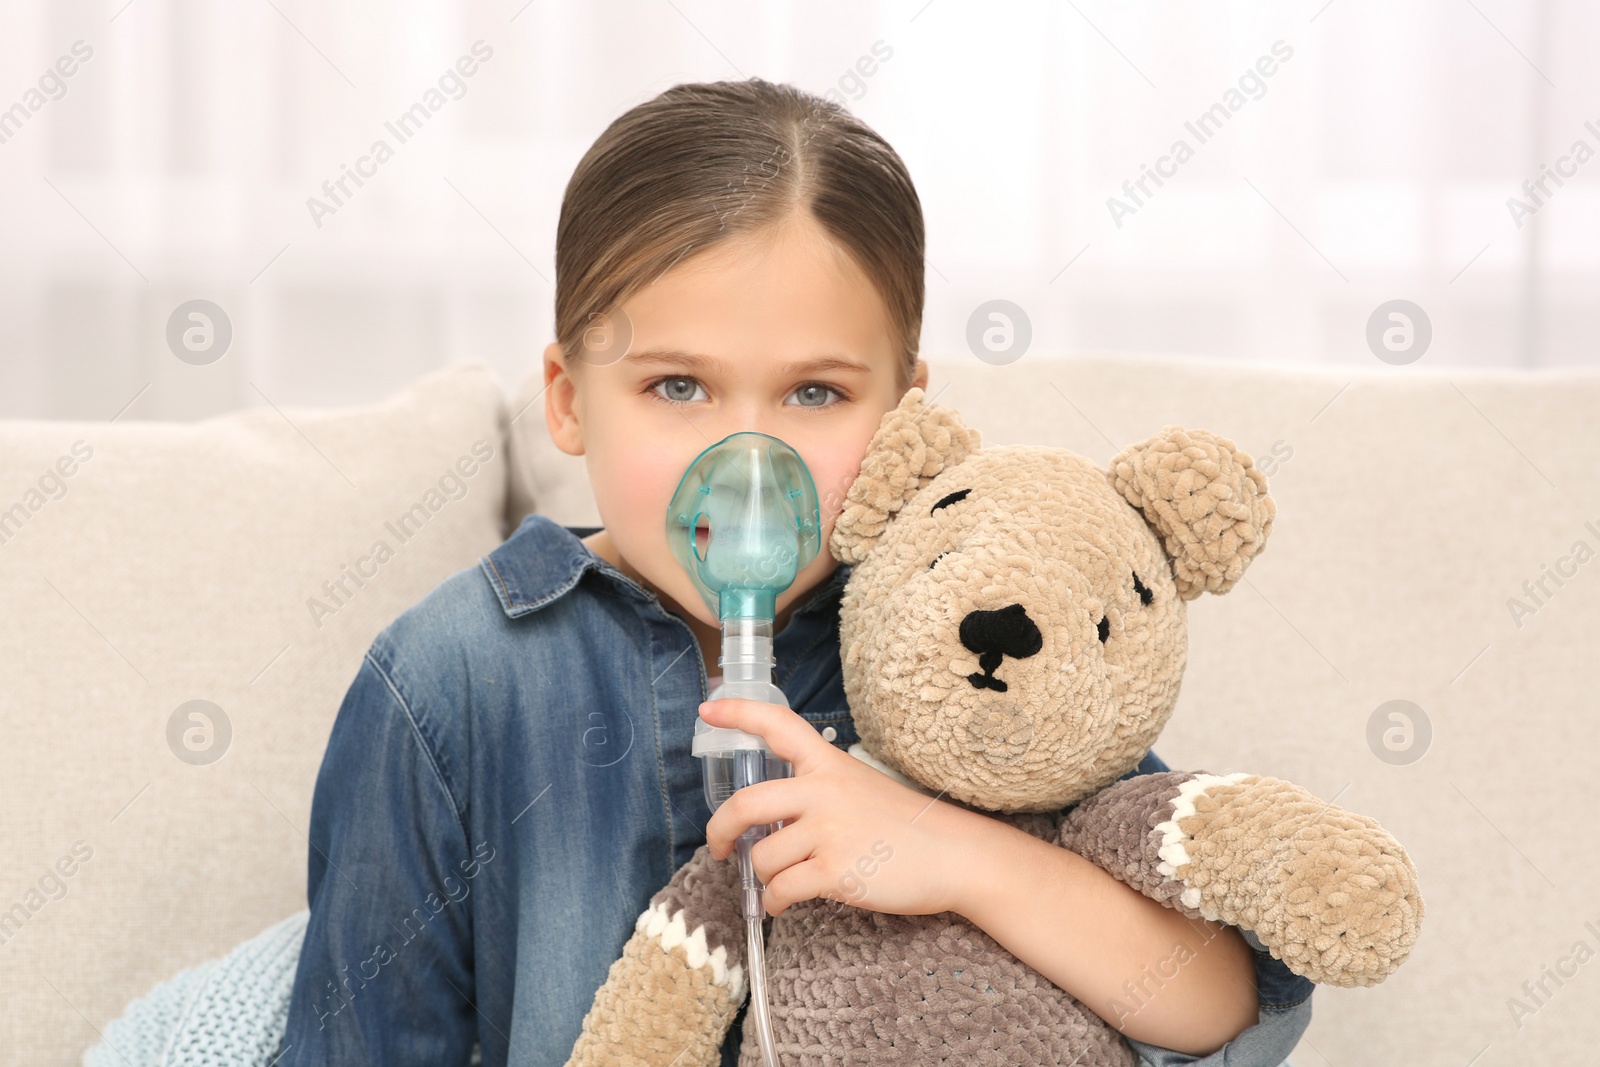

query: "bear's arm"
xmin=1055 ymin=770 xmax=1422 ymax=987
xmin=1054 ymin=770 xmax=1210 ymax=918
xmin=564 ymin=843 xmax=748 ymax=1067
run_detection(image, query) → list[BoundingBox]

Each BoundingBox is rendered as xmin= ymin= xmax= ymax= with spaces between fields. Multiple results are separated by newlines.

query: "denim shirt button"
xmin=821 ymin=726 xmax=837 ymax=741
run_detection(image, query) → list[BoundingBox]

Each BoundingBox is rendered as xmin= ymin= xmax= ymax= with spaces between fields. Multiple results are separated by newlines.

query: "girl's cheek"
xmin=814 ymin=421 xmax=889 ymax=537
xmin=587 ymin=408 xmax=702 ymax=489
xmin=807 ymin=451 xmax=869 ymax=524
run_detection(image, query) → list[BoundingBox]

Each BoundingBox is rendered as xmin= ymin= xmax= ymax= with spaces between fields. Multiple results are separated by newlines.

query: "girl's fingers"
xmin=705 ymin=776 xmax=807 ymax=859
xmin=748 ymin=820 xmax=820 ymax=887
xmin=760 ymin=857 xmax=834 ymax=916
xmin=696 ymin=698 xmax=832 ymax=772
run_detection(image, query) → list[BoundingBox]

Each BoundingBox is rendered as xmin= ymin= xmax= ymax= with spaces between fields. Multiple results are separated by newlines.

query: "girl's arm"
xmin=280 ymin=647 xmax=479 ymax=1066
xmin=951 ymin=820 xmax=1260 ymax=1055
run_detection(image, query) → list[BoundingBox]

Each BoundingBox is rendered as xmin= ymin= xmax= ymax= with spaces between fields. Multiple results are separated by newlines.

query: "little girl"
xmin=278 ymin=78 xmax=1311 ymax=1067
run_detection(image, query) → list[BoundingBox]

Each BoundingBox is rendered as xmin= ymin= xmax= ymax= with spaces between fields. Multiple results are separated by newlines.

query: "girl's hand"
xmin=698 ymin=697 xmax=990 ymax=918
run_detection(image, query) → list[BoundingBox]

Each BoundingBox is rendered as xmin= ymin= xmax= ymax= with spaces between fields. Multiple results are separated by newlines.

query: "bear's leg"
xmin=565 ymin=844 xmax=747 ymax=1067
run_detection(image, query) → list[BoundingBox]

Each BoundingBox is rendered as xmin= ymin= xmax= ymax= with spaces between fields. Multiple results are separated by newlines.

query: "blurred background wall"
xmin=1 ymin=0 xmax=1594 ymax=424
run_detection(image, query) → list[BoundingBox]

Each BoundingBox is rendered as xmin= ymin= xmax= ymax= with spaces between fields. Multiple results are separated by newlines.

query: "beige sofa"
xmin=2 ymin=355 xmax=1594 ymax=1064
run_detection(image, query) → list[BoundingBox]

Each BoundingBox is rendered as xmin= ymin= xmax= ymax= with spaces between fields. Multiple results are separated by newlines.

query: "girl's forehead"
xmin=617 ymin=241 xmax=899 ymax=373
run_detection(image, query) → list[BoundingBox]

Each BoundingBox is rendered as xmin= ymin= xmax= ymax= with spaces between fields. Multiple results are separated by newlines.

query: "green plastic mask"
xmin=665 ymin=431 xmax=822 ymax=622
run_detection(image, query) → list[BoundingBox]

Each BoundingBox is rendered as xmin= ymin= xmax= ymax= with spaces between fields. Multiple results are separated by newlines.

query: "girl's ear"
xmin=543 ymin=341 xmax=584 ymax=457
xmin=1107 ymin=425 xmax=1275 ymax=599
xmin=829 ymin=388 xmax=981 ymax=564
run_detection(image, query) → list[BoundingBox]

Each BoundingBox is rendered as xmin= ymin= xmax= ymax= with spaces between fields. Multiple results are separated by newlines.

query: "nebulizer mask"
xmin=666 ymin=431 xmax=821 ymax=1067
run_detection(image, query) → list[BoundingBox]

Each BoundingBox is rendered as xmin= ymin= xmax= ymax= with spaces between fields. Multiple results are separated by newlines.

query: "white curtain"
xmin=1 ymin=0 xmax=1592 ymax=422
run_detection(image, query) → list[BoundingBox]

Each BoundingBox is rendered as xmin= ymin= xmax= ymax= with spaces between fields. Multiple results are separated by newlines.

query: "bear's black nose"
xmin=959 ymin=603 xmax=1043 ymax=692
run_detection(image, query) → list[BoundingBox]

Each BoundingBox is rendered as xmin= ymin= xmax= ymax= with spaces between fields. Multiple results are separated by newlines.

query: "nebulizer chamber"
xmin=667 ymin=432 xmax=821 ymax=1067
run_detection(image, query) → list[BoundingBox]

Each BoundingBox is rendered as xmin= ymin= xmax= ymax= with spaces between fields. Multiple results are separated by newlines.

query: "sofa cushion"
xmin=0 ymin=362 xmax=509 ymax=1064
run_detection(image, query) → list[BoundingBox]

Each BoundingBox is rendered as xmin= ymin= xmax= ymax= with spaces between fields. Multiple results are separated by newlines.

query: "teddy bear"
xmin=563 ymin=387 xmax=1423 ymax=1067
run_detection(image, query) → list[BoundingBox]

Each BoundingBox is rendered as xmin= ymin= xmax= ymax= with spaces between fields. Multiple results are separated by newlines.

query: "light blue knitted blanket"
xmin=82 ymin=911 xmax=482 ymax=1067
xmin=83 ymin=911 xmax=307 ymax=1067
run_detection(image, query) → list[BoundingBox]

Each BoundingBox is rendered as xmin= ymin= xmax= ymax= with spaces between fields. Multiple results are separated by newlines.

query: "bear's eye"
xmin=1097 ymin=616 xmax=1110 ymax=643
xmin=930 ymin=488 xmax=971 ymax=513
xmin=1132 ymin=572 xmax=1153 ymax=605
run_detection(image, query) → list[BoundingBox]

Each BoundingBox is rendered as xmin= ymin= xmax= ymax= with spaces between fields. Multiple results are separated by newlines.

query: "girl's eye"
xmin=787 ymin=383 xmax=843 ymax=409
xmin=648 ymin=376 xmax=709 ymax=405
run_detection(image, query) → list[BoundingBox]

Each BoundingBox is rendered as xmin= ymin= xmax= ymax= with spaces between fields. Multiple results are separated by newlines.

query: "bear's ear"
xmin=1107 ymin=426 xmax=1275 ymax=599
xmin=830 ymin=387 xmax=981 ymax=564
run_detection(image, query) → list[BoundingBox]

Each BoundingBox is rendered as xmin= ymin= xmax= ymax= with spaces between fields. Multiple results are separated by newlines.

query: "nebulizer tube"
xmin=666 ymin=432 xmax=821 ymax=1067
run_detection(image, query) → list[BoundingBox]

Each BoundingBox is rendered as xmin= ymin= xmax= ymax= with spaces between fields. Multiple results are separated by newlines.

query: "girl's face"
xmin=544 ymin=212 xmax=927 ymax=633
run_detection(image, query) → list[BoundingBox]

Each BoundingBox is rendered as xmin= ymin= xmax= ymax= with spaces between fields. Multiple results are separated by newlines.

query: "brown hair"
xmin=554 ymin=77 xmax=924 ymax=390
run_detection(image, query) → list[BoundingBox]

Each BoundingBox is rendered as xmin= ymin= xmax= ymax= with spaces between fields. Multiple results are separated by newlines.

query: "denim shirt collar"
xmin=480 ymin=512 xmax=853 ymax=623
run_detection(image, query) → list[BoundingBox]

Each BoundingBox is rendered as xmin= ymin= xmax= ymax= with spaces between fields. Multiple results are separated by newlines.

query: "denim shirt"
xmin=278 ymin=513 xmax=1312 ymax=1067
